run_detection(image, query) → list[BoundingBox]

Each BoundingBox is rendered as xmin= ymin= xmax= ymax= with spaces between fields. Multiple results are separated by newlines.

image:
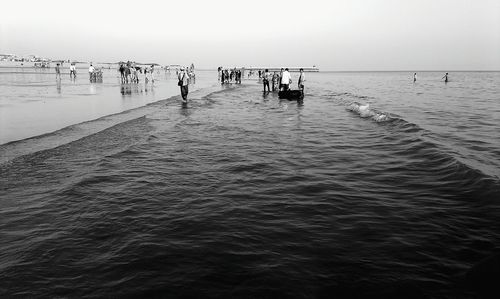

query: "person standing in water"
xmin=271 ymin=72 xmax=278 ymax=91
xmin=279 ymin=68 xmax=284 ymax=91
xmin=442 ymin=72 xmax=449 ymax=83
xmin=413 ymin=73 xmax=417 ymax=82
xmin=69 ymin=62 xmax=77 ymax=79
xmin=281 ymin=68 xmax=292 ymax=91
xmin=178 ymin=67 xmax=189 ymax=103
xmin=55 ymin=63 xmax=61 ymax=80
xmin=88 ymin=63 xmax=95 ymax=82
xmin=263 ymin=69 xmax=270 ymax=92
xmin=298 ymin=68 xmax=305 ymax=94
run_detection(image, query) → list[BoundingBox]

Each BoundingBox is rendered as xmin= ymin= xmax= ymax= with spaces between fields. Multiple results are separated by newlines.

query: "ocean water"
xmin=1 ymin=70 xmax=499 ymax=298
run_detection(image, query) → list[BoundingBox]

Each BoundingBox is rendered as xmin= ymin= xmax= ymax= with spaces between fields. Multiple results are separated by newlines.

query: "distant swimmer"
xmin=263 ymin=69 xmax=270 ymax=92
xmin=442 ymin=72 xmax=448 ymax=83
xmin=178 ymin=67 xmax=189 ymax=103
xmin=281 ymin=68 xmax=292 ymax=91
xmin=298 ymin=68 xmax=305 ymax=94
xmin=413 ymin=73 xmax=417 ymax=82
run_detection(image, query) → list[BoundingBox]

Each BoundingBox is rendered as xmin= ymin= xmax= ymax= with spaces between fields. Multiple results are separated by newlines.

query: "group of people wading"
xmin=119 ymin=61 xmax=156 ymax=84
xmin=217 ymin=67 xmax=242 ymax=84
xmin=261 ymin=68 xmax=305 ymax=95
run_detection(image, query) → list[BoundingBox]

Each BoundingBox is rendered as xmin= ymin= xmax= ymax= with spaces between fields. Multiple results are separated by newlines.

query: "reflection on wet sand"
xmin=56 ymin=80 xmax=61 ymax=94
xmin=120 ymin=83 xmax=154 ymax=96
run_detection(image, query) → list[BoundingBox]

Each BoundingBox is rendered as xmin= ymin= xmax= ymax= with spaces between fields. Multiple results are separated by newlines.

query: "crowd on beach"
xmin=53 ymin=62 xmax=453 ymax=105
xmin=118 ymin=61 xmax=157 ymax=84
xmin=54 ymin=62 xmax=77 ymax=81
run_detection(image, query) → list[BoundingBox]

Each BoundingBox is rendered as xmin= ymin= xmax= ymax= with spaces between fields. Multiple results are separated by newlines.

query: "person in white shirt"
xmin=178 ymin=67 xmax=189 ymax=103
xmin=69 ymin=63 xmax=76 ymax=79
xmin=281 ymin=68 xmax=292 ymax=91
xmin=88 ymin=64 xmax=95 ymax=82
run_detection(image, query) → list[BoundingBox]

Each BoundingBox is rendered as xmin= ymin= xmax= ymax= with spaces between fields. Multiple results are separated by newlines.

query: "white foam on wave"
xmin=347 ymin=102 xmax=390 ymax=122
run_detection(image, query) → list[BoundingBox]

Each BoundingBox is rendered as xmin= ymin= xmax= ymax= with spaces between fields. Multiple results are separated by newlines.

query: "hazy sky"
xmin=1 ymin=0 xmax=499 ymax=70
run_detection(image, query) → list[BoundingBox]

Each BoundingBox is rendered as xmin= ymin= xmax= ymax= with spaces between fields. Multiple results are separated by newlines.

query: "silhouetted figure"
xmin=55 ymin=63 xmax=61 ymax=80
xmin=413 ymin=72 xmax=417 ymax=82
xmin=279 ymin=68 xmax=284 ymax=90
xmin=298 ymin=68 xmax=305 ymax=95
xmin=442 ymin=72 xmax=449 ymax=83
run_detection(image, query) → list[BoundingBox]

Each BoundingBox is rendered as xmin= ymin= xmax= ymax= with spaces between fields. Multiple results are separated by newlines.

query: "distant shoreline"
xmin=0 ymin=62 xmax=498 ymax=73
xmin=1 ymin=65 xmax=498 ymax=73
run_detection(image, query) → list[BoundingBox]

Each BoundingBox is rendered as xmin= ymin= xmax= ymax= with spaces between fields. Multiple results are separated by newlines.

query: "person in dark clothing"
xmin=262 ymin=69 xmax=270 ymax=92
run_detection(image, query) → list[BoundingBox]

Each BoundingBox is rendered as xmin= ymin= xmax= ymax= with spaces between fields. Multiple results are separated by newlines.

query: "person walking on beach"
xmin=178 ymin=67 xmax=189 ymax=103
xmin=189 ymin=68 xmax=196 ymax=84
xmin=119 ymin=63 xmax=125 ymax=83
xmin=413 ymin=72 xmax=417 ymax=82
xmin=298 ymin=68 xmax=305 ymax=94
xmin=442 ymin=72 xmax=449 ymax=83
xmin=55 ymin=63 xmax=61 ymax=80
xmin=281 ymin=68 xmax=292 ymax=91
xmin=125 ymin=63 xmax=131 ymax=83
xmin=69 ymin=63 xmax=77 ymax=79
xmin=132 ymin=66 xmax=139 ymax=83
xmin=263 ymin=69 xmax=270 ymax=92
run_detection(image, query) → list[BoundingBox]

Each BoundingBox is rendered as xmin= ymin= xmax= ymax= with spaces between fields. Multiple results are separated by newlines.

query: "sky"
xmin=1 ymin=0 xmax=499 ymax=70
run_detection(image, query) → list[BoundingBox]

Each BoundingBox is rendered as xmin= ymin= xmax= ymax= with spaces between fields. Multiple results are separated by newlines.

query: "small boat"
xmin=278 ymin=90 xmax=304 ymax=100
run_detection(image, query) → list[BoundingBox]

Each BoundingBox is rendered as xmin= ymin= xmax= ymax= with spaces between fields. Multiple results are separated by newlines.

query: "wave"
xmin=344 ymin=101 xmax=424 ymax=134
xmin=347 ymin=102 xmax=392 ymax=122
xmin=328 ymin=91 xmax=376 ymax=100
xmin=339 ymin=99 xmax=500 ymax=193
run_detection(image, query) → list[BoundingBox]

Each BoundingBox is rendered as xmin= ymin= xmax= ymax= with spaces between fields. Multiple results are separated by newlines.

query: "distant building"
xmin=0 ymin=54 xmax=17 ymax=61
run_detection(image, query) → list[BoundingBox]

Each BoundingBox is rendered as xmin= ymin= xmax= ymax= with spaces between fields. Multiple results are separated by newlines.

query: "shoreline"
xmin=0 ymin=83 xmax=225 ymax=165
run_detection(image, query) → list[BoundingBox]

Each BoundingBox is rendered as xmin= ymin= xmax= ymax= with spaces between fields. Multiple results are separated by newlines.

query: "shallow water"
xmin=1 ymin=71 xmax=500 ymax=298
xmin=0 ymin=68 xmax=214 ymax=145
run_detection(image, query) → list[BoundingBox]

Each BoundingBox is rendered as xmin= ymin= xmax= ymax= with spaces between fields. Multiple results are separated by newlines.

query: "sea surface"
xmin=1 ymin=69 xmax=499 ymax=298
